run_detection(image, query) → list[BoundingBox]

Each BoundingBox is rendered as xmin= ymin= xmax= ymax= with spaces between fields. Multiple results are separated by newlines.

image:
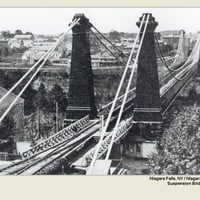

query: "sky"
xmin=0 ymin=8 xmax=199 ymax=34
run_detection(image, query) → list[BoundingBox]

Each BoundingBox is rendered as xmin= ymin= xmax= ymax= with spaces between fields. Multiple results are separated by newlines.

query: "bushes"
xmin=149 ymin=103 xmax=200 ymax=175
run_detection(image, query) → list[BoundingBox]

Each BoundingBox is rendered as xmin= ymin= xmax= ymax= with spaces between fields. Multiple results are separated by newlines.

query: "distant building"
xmin=22 ymin=37 xmax=65 ymax=64
xmin=162 ymin=34 xmax=180 ymax=49
xmin=14 ymin=34 xmax=33 ymax=40
xmin=91 ymin=51 xmax=122 ymax=67
xmin=122 ymin=135 xmax=157 ymax=159
xmin=0 ymin=86 xmax=24 ymax=141
xmin=8 ymin=34 xmax=34 ymax=49
xmin=121 ymin=37 xmax=134 ymax=45
xmin=8 ymin=38 xmax=22 ymax=49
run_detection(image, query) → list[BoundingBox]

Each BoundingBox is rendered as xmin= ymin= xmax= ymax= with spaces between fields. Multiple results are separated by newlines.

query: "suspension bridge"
xmin=0 ymin=13 xmax=200 ymax=175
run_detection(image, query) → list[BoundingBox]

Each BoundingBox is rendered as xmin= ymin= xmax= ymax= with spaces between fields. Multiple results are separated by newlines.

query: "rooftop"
xmin=14 ymin=34 xmax=33 ymax=40
xmin=162 ymin=34 xmax=180 ymax=38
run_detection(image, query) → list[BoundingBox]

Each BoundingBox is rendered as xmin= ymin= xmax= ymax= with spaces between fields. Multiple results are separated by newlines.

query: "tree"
xmin=188 ymin=88 xmax=197 ymax=100
xmin=61 ymin=50 xmax=67 ymax=58
xmin=159 ymin=43 xmax=174 ymax=56
xmin=109 ymin=30 xmax=121 ymax=41
xmin=22 ymin=85 xmax=37 ymax=115
xmin=0 ymin=116 xmax=15 ymax=140
xmin=6 ymin=69 xmax=25 ymax=90
xmin=14 ymin=29 xmax=23 ymax=35
xmin=34 ymin=83 xmax=49 ymax=112
xmin=33 ymin=83 xmax=49 ymax=138
xmin=155 ymin=32 xmax=162 ymax=40
xmin=149 ymin=103 xmax=200 ymax=175
xmin=49 ymin=84 xmax=67 ymax=113
xmin=48 ymin=84 xmax=67 ymax=132
xmin=1 ymin=31 xmax=12 ymax=39
xmin=1 ymin=47 xmax=9 ymax=57
xmin=0 ymin=70 xmax=10 ymax=88
xmin=0 ymin=116 xmax=15 ymax=153
xmin=25 ymin=31 xmax=33 ymax=36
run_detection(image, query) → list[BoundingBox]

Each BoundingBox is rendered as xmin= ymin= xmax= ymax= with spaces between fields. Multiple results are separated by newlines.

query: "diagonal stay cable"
xmin=0 ymin=18 xmax=79 ymax=106
xmin=105 ymin=14 xmax=150 ymax=160
xmin=91 ymin=24 xmax=129 ymax=60
xmin=90 ymin=29 xmax=126 ymax=65
xmin=86 ymin=14 xmax=146 ymax=174
xmin=0 ymin=18 xmax=80 ymax=123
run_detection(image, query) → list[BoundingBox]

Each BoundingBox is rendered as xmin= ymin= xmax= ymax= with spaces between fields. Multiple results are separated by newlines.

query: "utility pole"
xmin=100 ymin=115 xmax=104 ymax=132
xmin=37 ymin=107 xmax=40 ymax=139
xmin=56 ymin=101 xmax=59 ymax=133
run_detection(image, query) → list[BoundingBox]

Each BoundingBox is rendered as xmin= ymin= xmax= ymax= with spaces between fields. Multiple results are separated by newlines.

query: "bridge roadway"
xmin=0 ymin=53 xmax=198 ymax=174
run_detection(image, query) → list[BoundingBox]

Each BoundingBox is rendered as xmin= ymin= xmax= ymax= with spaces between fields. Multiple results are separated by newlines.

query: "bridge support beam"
xmin=66 ymin=14 xmax=97 ymax=124
xmin=133 ymin=13 xmax=162 ymax=123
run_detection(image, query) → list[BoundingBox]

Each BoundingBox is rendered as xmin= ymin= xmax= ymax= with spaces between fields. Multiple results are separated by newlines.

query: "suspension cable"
xmin=156 ymin=45 xmax=191 ymax=82
xmin=155 ymin=43 xmax=182 ymax=81
xmin=91 ymin=24 xmax=129 ymax=60
xmin=155 ymin=35 xmax=178 ymax=72
xmin=87 ymin=14 xmax=146 ymax=174
xmin=170 ymin=30 xmax=188 ymax=68
xmin=105 ymin=14 xmax=150 ymax=160
xmin=155 ymin=35 xmax=191 ymax=81
xmin=90 ymin=29 xmax=126 ymax=65
xmin=155 ymin=34 xmax=191 ymax=74
xmin=0 ymin=18 xmax=80 ymax=123
xmin=0 ymin=18 xmax=79 ymax=107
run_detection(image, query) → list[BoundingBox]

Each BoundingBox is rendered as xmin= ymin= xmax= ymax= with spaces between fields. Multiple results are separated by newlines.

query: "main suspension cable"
xmin=155 ymin=34 xmax=192 ymax=74
xmin=155 ymin=35 xmax=191 ymax=81
xmin=155 ymin=45 xmax=182 ymax=81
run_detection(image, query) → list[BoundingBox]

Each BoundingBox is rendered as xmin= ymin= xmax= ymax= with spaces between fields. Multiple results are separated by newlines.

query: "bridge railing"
xmin=22 ymin=115 xmax=90 ymax=159
xmin=80 ymin=118 xmax=132 ymax=167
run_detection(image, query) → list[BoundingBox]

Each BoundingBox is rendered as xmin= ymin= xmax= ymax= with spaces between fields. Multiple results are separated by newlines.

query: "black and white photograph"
xmin=0 ymin=8 xmax=200 ymax=175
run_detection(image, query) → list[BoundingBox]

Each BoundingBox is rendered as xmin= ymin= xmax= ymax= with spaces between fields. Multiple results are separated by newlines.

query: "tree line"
xmin=0 ymin=69 xmax=68 ymax=143
xmin=0 ymin=69 xmax=67 ymax=115
xmin=1 ymin=29 xmax=33 ymax=39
